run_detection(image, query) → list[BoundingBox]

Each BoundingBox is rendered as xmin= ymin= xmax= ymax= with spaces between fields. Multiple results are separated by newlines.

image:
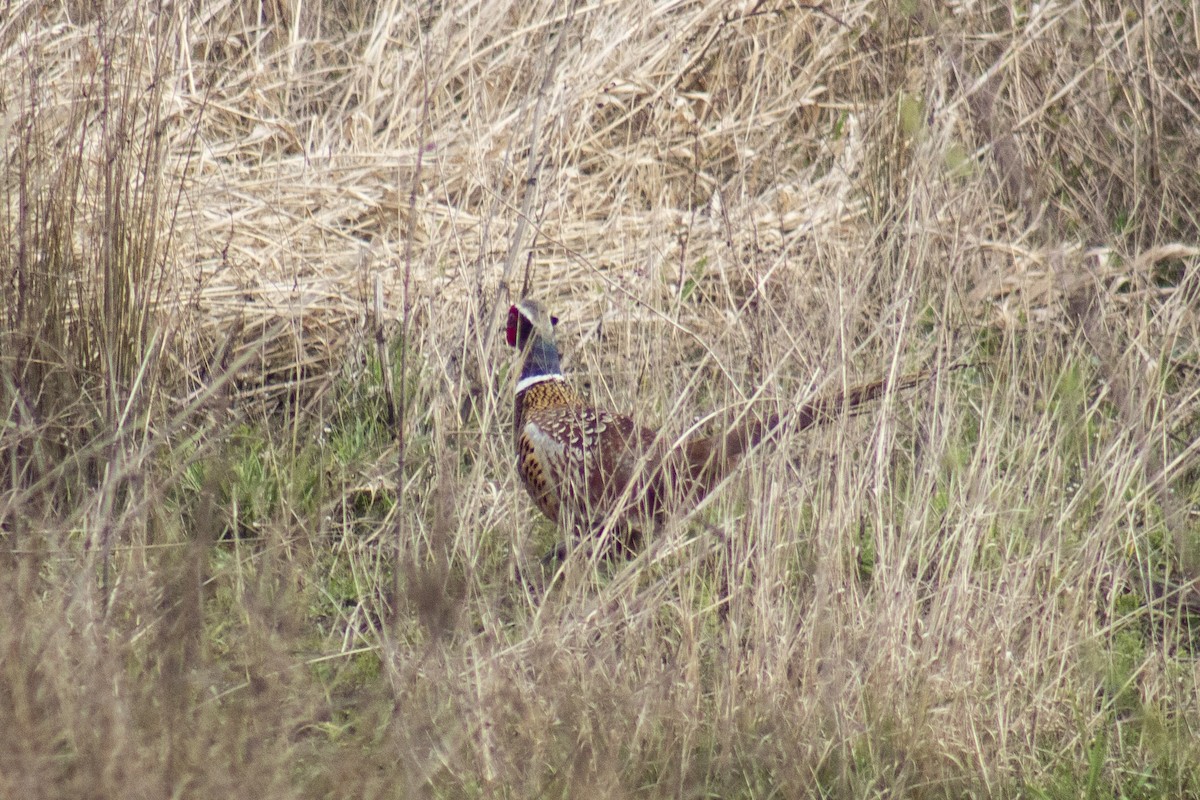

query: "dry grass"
xmin=4 ymin=0 xmax=1200 ymax=796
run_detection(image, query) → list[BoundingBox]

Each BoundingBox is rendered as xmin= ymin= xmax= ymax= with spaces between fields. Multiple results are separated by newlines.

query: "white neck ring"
xmin=516 ymin=373 xmax=564 ymax=394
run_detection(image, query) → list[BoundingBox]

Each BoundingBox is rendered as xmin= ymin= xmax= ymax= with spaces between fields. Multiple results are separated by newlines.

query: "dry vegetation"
xmin=4 ymin=0 xmax=1200 ymax=796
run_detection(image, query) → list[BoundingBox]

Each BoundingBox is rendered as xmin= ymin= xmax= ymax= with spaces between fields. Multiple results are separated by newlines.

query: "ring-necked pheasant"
xmin=506 ymin=298 xmax=925 ymax=552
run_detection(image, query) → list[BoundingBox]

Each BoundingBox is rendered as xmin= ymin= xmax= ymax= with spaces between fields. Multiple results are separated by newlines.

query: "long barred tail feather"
xmin=667 ymin=364 xmax=964 ymax=508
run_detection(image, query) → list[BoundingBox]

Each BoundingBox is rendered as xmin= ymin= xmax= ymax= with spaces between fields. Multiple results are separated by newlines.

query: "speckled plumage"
xmin=514 ymin=380 xmax=658 ymax=527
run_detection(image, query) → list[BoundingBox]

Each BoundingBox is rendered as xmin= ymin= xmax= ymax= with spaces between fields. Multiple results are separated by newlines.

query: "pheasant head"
xmin=507 ymin=299 xmax=563 ymax=393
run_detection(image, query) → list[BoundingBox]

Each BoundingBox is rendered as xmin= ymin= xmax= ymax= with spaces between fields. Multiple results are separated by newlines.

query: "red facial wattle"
xmin=505 ymin=305 xmax=519 ymax=347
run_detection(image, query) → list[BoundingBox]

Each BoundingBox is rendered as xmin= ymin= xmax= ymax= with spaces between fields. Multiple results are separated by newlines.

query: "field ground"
xmin=4 ymin=0 xmax=1200 ymax=797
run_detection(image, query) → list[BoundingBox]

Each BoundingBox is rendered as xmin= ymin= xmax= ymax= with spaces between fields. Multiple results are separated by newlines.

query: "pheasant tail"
xmin=665 ymin=371 xmax=933 ymax=507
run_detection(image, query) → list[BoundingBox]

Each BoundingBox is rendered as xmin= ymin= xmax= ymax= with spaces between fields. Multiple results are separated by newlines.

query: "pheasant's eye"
xmin=505 ymin=306 xmax=519 ymax=347
xmin=550 ymin=315 xmax=559 ymax=327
